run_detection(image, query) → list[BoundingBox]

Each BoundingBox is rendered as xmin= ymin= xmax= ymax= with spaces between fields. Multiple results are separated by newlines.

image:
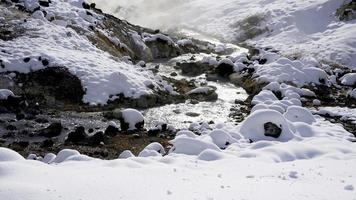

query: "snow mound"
xmin=341 ymin=73 xmax=356 ymax=86
xmin=120 ymin=109 xmax=144 ymax=130
xmin=197 ymin=149 xmax=227 ymax=161
xmin=119 ymin=150 xmax=135 ymax=159
xmin=52 ymin=149 xmax=80 ymax=163
xmin=239 ymin=109 xmax=296 ymax=142
xmin=284 ymin=106 xmax=316 ymax=124
xmin=170 ymin=137 xmax=221 ymax=155
xmin=0 ymin=147 xmax=25 ymax=162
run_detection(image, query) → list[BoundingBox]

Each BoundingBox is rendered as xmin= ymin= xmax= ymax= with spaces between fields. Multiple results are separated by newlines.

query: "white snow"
xmin=120 ymin=108 xmax=144 ymax=130
xmin=0 ymin=89 xmax=14 ymax=100
xmin=186 ymin=87 xmax=213 ymax=95
xmin=239 ymin=109 xmax=297 ymax=142
xmin=0 ymin=0 xmax=171 ymax=105
xmin=97 ymin=0 xmax=356 ymax=68
xmin=341 ymin=73 xmax=356 ymax=86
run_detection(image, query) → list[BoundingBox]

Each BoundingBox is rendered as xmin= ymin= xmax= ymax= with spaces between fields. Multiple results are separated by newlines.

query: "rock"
xmin=148 ymin=128 xmax=160 ymax=137
xmin=264 ymin=122 xmax=282 ymax=138
xmin=185 ymin=112 xmax=200 ymax=117
xmin=66 ymin=126 xmax=87 ymax=144
xmin=104 ymin=125 xmax=119 ymax=137
xmin=113 ymin=109 xmax=145 ymax=131
xmin=170 ymin=72 xmax=178 ymax=76
xmin=177 ymin=61 xmax=213 ymax=76
xmin=216 ymin=63 xmax=234 ymax=77
xmin=39 ymin=122 xmax=62 ymax=137
xmin=39 ymin=0 xmax=50 ymax=7
xmin=41 ymin=139 xmax=54 ymax=148
xmin=88 ymin=131 xmax=104 ymax=145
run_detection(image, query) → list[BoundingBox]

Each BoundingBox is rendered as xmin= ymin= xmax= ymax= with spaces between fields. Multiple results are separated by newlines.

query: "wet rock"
xmin=66 ymin=126 xmax=87 ymax=144
xmin=264 ymin=122 xmax=282 ymax=138
xmin=177 ymin=61 xmax=211 ymax=76
xmin=39 ymin=122 xmax=62 ymax=137
xmin=216 ymin=63 xmax=234 ymax=77
xmin=39 ymin=0 xmax=50 ymax=7
xmin=104 ymin=125 xmax=119 ymax=137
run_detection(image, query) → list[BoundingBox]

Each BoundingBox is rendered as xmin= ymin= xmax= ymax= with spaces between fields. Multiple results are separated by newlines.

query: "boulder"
xmin=39 ymin=122 xmax=62 ymax=137
xmin=66 ymin=126 xmax=87 ymax=144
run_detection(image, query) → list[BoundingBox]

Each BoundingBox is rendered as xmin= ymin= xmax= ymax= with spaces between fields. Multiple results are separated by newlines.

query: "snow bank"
xmin=0 ymin=89 xmax=14 ymax=100
xmin=0 ymin=147 xmax=24 ymax=162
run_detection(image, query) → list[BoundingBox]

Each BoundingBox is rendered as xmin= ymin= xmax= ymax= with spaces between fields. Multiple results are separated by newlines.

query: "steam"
xmin=91 ymin=0 xmax=191 ymax=30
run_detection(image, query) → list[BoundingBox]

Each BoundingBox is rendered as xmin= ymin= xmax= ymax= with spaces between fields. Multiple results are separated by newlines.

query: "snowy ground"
xmin=0 ymin=149 xmax=356 ymax=200
xmin=1 ymin=0 xmax=356 ymax=200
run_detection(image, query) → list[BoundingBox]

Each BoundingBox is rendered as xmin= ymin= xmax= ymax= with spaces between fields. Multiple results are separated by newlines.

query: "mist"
xmin=91 ymin=0 xmax=192 ymax=30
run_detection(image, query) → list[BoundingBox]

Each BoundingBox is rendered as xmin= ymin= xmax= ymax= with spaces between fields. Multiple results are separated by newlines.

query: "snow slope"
xmin=94 ymin=0 xmax=356 ymax=68
xmin=0 ymin=0 xmax=171 ymax=105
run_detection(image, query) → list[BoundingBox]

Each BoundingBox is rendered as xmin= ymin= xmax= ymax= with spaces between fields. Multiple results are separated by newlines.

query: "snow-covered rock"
xmin=239 ymin=109 xmax=296 ymax=142
xmin=284 ymin=106 xmax=316 ymax=124
xmin=119 ymin=150 xmax=135 ymax=159
xmin=116 ymin=109 xmax=145 ymax=131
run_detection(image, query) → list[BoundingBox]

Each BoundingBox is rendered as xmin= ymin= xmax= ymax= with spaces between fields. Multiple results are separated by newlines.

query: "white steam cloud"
xmin=91 ymin=0 xmax=191 ymax=30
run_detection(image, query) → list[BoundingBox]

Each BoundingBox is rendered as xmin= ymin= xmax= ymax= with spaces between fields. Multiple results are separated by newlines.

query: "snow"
xmin=316 ymin=107 xmax=356 ymax=123
xmin=341 ymin=73 xmax=356 ymax=86
xmin=186 ymin=87 xmax=213 ymax=95
xmin=239 ymin=109 xmax=296 ymax=142
xmin=98 ymin=0 xmax=356 ymax=68
xmin=120 ymin=108 xmax=144 ymax=130
xmin=0 ymin=147 xmax=25 ymax=162
xmin=349 ymin=89 xmax=356 ymax=99
xmin=284 ymin=106 xmax=316 ymax=124
xmin=0 ymin=0 xmax=172 ymax=105
xmin=0 ymin=89 xmax=14 ymax=100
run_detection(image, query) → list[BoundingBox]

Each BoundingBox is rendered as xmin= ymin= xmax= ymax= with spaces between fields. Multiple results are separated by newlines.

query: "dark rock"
xmin=216 ymin=63 xmax=234 ymax=77
xmin=41 ymin=59 xmax=49 ymax=66
xmin=35 ymin=118 xmax=49 ymax=123
xmin=6 ymin=125 xmax=17 ymax=131
xmin=66 ymin=126 xmax=87 ymax=144
xmin=264 ymin=122 xmax=282 ymax=138
xmin=41 ymin=139 xmax=54 ymax=148
xmin=88 ymin=131 xmax=104 ymax=145
xmin=39 ymin=122 xmax=62 ymax=137
xmin=104 ymin=125 xmax=119 ymax=137
xmin=148 ymin=128 xmax=160 ymax=137
xmin=82 ymin=2 xmax=90 ymax=9
xmin=88 ymin=128 xmax=94 ymax=133
xmin=39 ymin=0 xmax=50 ymax=7
xmin=23 ymin=57 xmax=31 ymax=63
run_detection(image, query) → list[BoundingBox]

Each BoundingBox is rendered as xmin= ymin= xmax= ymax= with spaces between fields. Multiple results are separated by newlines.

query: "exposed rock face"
xmin=336 ymin=1 xmax=356 ymax=21
xmin=264 ymin=122 xmax=282 ymax=138
xmin=15 ymin=67 xmax=85 ymax=107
